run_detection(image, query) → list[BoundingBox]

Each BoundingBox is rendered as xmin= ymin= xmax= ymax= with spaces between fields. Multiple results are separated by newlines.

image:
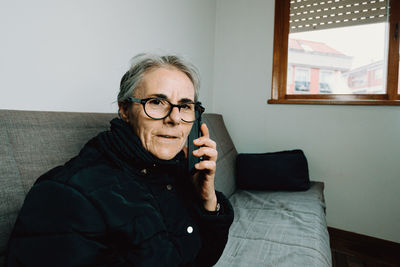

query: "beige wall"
xmin=0 ymin=0 xmax=216 ymax=112
xmin=213 ymin=0 xmax=400 ymax=243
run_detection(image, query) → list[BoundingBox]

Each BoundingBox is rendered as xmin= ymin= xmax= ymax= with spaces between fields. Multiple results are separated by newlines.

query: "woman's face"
xmin=124 ymin=67 xmax=195 ymax=160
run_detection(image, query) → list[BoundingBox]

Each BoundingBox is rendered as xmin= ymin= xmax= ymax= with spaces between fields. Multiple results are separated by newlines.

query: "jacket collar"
xmin=96 ymin=118 xmax=186 ymax=175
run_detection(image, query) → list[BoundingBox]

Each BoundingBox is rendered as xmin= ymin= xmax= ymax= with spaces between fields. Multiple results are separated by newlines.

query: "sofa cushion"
xmin=236 ymin=149 xmax=310 ymax=191
xmin=215 ymin=182 xmax=331 ymax=267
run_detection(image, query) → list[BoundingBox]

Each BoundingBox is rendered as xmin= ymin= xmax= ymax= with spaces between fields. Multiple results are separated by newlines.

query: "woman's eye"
xmin=181 ymin=104 xmax=193 ymax=110
xmin=148 ymin=99 xmax=162 ymax=105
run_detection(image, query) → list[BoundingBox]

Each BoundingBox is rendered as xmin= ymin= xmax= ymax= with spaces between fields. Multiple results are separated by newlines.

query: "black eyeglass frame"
xmin=125 ymin=96 xmax=205 ymax=123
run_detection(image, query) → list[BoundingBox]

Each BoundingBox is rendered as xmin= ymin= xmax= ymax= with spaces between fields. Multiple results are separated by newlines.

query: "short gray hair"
xmin=118 ymin=53 xmax=200 ymax=103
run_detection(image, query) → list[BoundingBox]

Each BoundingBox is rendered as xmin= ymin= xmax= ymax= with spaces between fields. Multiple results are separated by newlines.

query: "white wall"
xmin=213 ymin=0 xmax=400 ymax=243
xmin=0 ymin=0 xmax=216 ymax=113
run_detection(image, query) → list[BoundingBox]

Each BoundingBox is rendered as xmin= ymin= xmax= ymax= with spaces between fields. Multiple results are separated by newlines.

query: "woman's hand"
xmin=191 ymin=123 xmax=218 ymax=212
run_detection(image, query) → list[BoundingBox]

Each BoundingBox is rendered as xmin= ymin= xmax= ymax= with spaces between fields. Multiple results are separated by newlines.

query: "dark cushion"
xmin=236 ymin=149 xmax=310 ymax=191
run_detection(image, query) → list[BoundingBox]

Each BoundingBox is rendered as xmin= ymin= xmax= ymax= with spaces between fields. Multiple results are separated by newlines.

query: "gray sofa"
xmin=0 ymin=110 xmax=332 ymax=266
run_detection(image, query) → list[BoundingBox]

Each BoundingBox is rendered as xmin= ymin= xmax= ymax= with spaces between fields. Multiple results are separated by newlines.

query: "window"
xmin=319 ymin=70 xmax=334 ymax=93
xmin=294 ymin=68 xmax=311 ymax=92
xmin=269 ymin=0 xmax=400 ymax=105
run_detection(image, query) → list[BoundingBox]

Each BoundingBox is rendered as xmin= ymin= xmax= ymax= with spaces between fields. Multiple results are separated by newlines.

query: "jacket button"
xmin=187 ymin=226 xmax=193 ymax=234
xmin=166 ymin=184 xmax=173 ymax=191
xmin=140 ymin=169 xmax=148 ymax=175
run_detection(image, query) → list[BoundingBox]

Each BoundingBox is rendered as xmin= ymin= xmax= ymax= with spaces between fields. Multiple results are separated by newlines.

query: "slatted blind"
xmin=289 ymin=0 xmax=389 ymax=33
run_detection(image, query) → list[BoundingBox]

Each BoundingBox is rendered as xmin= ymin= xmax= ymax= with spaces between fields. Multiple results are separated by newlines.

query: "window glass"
xmin=287 ymin=23 xmax=388 ymax=95
xmin=287 ymin=65 xmax=293 ymax=87
xmin=319 ymin=70 xmax=333 ymax=94
xmin=374 ymin=68 xmax=383 ymax=81
xmin=286 ymin=0 xmax=389 ymax=95
xmin=293 ymin=68 xmax=310 ymax=93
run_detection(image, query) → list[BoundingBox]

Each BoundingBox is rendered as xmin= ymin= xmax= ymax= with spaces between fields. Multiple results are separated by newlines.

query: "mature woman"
xmin=6 ymin=54 xmax=234 ymax=266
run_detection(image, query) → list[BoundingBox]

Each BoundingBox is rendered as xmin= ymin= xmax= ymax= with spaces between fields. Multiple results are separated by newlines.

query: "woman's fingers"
xmin=194 ymin=123 xmax=216 ymax=147
xmin=200 ymin=123 xmax=209 ymax=138
xmin=191 ymin=122 xmax=217 ymax=201
xmin=194 ymin=137 xmax=216 ymax=149
xmin=194 ymin=160 xmax=216 ymax=174
xmin=194 ymin=124 xmax=215 ymax=148
xmin=193 ymin=123 xmax=217 ymax=161
xmin=193 ymin=146 xmax=218 ymax=161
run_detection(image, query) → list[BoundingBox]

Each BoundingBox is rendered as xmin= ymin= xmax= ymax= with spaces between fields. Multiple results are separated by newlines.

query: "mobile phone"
xmin=187 ymin=104 xmax=204 ymax=174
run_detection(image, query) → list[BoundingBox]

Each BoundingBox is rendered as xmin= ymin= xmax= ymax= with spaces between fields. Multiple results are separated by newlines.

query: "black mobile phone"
xmin=187 ymin=104 xmax=204 ymax=174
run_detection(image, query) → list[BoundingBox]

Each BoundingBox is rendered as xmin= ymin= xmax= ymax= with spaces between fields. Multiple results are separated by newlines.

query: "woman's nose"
xmin=166 ymin=106 xmax=181 ymax=124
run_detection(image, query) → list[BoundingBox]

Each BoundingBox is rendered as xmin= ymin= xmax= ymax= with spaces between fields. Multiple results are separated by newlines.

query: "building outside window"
xmin=294 ymin=68 xmax=310 ymax=92
xmin=319 ymin=70 xmax=334 ymax=94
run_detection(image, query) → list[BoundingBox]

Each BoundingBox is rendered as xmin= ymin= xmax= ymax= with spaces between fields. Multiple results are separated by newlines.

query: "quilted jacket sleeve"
xmin=192 ymin=191 xmax=234 ymax=267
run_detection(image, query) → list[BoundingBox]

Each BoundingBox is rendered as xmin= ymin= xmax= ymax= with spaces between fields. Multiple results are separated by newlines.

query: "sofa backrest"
xmin=0 ymin=110 xmax=237 ymax=265
xmin=202 ymin=114 xmax=237 ymax=197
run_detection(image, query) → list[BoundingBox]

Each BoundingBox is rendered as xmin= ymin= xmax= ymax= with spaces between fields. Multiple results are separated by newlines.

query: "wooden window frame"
xmin=268 ymin=0 xmax=400 ymax=105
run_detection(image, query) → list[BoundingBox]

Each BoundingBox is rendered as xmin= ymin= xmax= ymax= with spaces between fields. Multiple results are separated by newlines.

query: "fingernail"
xmin=195 ymin=163 xmax=199 ymax=169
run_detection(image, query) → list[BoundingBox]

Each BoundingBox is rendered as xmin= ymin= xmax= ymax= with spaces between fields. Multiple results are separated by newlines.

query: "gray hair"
xmin=118 ymin=53 xmax=200 ymax=103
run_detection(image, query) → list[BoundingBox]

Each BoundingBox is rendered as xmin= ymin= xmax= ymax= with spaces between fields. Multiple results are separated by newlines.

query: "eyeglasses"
xmin=126 ymin=97 xmax=205 ymax=123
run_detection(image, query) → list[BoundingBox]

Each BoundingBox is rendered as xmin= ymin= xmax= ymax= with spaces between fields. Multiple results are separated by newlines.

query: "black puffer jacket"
xmin=6 ymin=118 xmax=234 ymax=267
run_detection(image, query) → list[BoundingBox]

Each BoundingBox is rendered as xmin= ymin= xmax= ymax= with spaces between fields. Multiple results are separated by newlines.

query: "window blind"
xmin=289 ymin=0 xmax=389 ymax=33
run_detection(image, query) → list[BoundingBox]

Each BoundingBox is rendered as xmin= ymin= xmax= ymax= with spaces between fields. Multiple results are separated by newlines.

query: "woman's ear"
xmin=118 ymin=102 xmax=130 ymax=122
